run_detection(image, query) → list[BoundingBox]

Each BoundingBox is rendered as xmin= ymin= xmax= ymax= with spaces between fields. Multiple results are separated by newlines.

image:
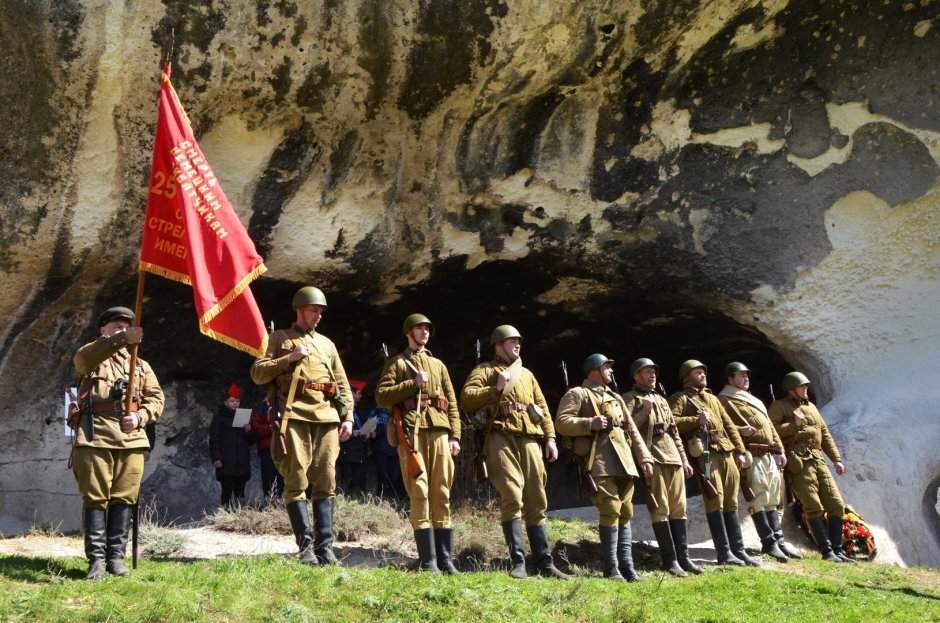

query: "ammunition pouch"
xmin=277 ymin=375 xmax=337 ymax=398
xmin=747 ymin=443 xmax=775 ymax=457
xmin=402 ymin=394 xmax=449 ymax=412
xmin=708 ymin=429 xmax=726 ymax=443
xmin=67 ymin=402 xmax=82 ymax=430
xmin=786 ymin=452 xmax=803 ymax=474
xmin=526 ymin=403 xmax=544 ymax=424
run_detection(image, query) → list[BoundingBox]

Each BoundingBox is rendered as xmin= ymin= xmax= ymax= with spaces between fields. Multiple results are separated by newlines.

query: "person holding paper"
xmin=209 ymin=383 xmax=255 ymax=508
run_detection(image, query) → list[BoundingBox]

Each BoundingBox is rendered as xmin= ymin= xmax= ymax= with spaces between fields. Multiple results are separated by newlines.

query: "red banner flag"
xmin=140 ymin=64 xmax=268 ymax=357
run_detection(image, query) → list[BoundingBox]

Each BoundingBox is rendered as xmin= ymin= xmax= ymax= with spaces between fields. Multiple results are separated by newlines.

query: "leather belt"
xmin=402 ymin=394 xmax=449 ymax=412
xmin=277 ymin=376 xmax=336 ymax=397
xmin=791 ymin=441 xmax=822 ymax=453
xmin=496 ymin=400 xmax=529 ymax=417
xmin=747 ymin=443 xmax=776 ymax=456
xmin=92 ymin=401 xmax=140 ymax=415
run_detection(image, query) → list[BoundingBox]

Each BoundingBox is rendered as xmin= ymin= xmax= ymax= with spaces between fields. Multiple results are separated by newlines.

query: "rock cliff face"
xmin=0 ymin=0 xmax=937 ymax=566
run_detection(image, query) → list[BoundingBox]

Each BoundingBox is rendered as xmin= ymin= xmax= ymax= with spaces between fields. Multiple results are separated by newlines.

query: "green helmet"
xmin=630 ymin=358 xmax=658 ymax=376
xmin=583 ymin=353 xmax=613 ymax=376
xmin=402 ymin=313 xmax=434 ymax=336
xmin=292 ymin=286 xmax=328 ymax=308
xmin=490 ymin=324 xmax=523 ymax=345
xmin=678 ymin=359 xmax=707 ymax=381
xmin=723 ymin=362 xmax=750 ymax=379
xmin=782 ymin=371 xmax=811 ymax=392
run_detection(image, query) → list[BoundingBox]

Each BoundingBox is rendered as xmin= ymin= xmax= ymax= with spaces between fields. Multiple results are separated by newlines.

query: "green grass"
xmin=0 ymin=551 xmax=938 ymax=622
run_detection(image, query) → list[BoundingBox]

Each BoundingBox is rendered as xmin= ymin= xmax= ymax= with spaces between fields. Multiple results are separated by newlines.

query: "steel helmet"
xmin=630 ymin=357 xmax=658 ymax=376
xmin=678 ymin=359 xmax=707 ymax=381
xmin=782 ymin=371 xmax=811 ymax=392
xmin=402 ymin=313 xmax=434 ymax=336
xmin=490 ymin=324 xmax=523 ymax=345
xmin=723 ymin=362 xmax=750 ymax=379
xmin=292 ymin=286 xmax=328 ymax=308
xmin=583 ymin=353 xmax=613 ymax=376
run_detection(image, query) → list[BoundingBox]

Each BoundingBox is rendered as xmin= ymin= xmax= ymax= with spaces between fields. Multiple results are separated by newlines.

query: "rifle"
xmin=266 ymin=322 xmax=288 ymax=461
xmin=770 ymin=383 xmax=797 ymax=506
xmin=722 ymin=396 xmax=757 ymax=502
xmin=562 ymin=361 xmax=599 ymax=496
xmin=685 ymin=397 xmax=719 ymax=499
xmin=384 ymin=343 xmax=425 ymax=479
xmin=624 ymin=394 xmax=659 ymax=512
xmin=472 ymin=339 xmax=489 ymax=482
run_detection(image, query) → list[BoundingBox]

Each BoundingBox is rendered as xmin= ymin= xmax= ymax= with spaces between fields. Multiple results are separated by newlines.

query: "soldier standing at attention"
xmin=376 ymin=314 xmax=462 ymax=574
xmin=670 ymin=360 xmax=754 ymax=566
xmin=769 ymin=372 xmax=853 ymax=563
xmin=72 ymin=307 xmax=165 ymax=579
xmin=718 ymin=362 xmax=801 ymax=562
xmin=250 ymin=287 xmax=353 ymax=565
xmin=621 ymin=358 xmax=699 ymax=576
xmin=460 ymin=325 xmax=569 ymax=580
xmin=556 ymin=355 xmax=654 ymax=582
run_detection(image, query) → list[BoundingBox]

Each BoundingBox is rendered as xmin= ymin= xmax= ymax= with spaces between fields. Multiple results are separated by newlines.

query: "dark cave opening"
xmin=109 ymin=255 xmax=795 ymax=511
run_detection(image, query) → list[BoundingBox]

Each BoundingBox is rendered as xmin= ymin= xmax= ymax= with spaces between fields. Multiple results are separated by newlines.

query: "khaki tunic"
xmin=670 ymin=388 xmax=745 ymax=513
xmin=376 ymin=347 xmax=460 ymax=529
xmin=460 ymin=359 xmax=553 ymax=525
xmin=250 ymin=325 xmax=352 ymax=504
xmin=719 ymin=389 xmax=785 ymax=513
xmin=769 ymin=397 xmax=845 ymax=519
xmin=72 ymin=335 xmax=165 ymax=508
xmin=622 ymin=386 xmax=687 ymax=522
xmin=556 ymin=380 xmax=653 ymax=526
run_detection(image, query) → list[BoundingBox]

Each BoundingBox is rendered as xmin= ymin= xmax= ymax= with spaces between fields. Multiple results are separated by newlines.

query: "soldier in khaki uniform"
xmin=250 ymin=287 xmax=353 ymax=566
xmin=556 ymin=354 xmax=654 ymax=582
xmin=718 ymin=362 xmax=801 ymax=563
xmin=376 ymin=313 xmax=461 ymax=574
xmin=621 ymin=358 xmax=699 ymax=576
xmin=669 ymin=360 xmax=754 ymax=566
xmin=460 ymin=325 xmax=568 ymax=580
xmin=72 ymin=307 xmax=165 ymax=579
xmin=769 ymin=372 xmax=852 ymax=563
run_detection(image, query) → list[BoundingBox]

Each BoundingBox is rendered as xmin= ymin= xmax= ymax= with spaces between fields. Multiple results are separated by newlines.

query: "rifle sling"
xmin=280 ymin=363 xmax=303 ymax=435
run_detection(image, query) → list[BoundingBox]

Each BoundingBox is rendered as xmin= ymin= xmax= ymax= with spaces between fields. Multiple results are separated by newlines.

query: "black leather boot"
xmin=652 ymin=520 xmax=686 ymax=577
xmin=414 ymin=528 xmax=441 ymax=573
xmin=600 ymin=525 xmax=625 ymax=581
xmin=767 ymin=509 xmax=802 ymax=559
xmin=434 ymin=528 xmax=460 ymax=574
xmin=828 ymin=515 xmax=855 ymax=563
xmin=752 ymin=511 xmax=787 ymax=562
xmin=670 ymin=518 xmax=703 ymax=575
xmin=808 ymin=516 xmax=842 ymax=563
xmin=618 ymin=523 xmax=643 ymax=581
xmin=707 ymin=511 xmax=744 ymax=566
xmin=527 ymin=523 xmax=570 ymax=579
xmin=286 ymin=501 xmax=318 ymax=565
xmin=501 ymin=520 xmax=527 ymax=579
xmin=312 ymin=498 xmax=338 ymax=565
xmin=83 ymin=507 xmax=107 ymax=580
xmin=105 ymin=505 xmax=133 ymax=576
xmin=724 ymin=510 xmax=760 ymax=567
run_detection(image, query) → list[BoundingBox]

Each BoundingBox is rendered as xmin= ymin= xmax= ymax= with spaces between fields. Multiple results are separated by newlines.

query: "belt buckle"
xmin=112 ymin=400 xmax=125 ymax=416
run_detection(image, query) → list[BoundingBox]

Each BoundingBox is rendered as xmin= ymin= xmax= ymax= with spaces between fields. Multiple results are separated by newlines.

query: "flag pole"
xmin=124 ymin=269 xmax=147 ymax=417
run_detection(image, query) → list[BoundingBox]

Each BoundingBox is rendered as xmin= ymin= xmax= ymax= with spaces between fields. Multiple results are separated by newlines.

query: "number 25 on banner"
xmin=150 ymin=170 xmax=177 ymax=199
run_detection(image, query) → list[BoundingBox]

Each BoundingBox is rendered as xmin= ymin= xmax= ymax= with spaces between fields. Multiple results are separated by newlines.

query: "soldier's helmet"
xmin=782 ymin=371 xmax=811 ymax=392
xmin=292 ymin=286 xmax=328 ymax=309
xmin=97 ymin=306 xmax=135 ymax=328
xmin=723 ymin=361 xmax=750 ymax=379
xmin=678 ymin=359 xmax=707 ymax=381
xmin=630 ymin=357 xmax=658 ymax=376
xmin=583 ymin=353 xmax=613 ymax=376
xmin=402 ymin=313 xmax=434 ymax=336
xmin=490 ymin=324 xmax=523 ymax=345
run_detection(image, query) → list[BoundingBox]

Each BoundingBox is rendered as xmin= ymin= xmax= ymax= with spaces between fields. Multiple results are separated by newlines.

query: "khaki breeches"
xmin=703 ymin=450 xmax=740 ymax=514
xmin=591 ymin=475 xmax=635 ymax=527
xmin=485 ymin=430 xmax=548 ymax=526
xmin=401 ymin=428 xmax=454 ymax=530
xmin=746 ymin=453 xmax=783 ymax=513
xmin=648 ymin=462 xmax=687 ymax=523
xmin=275 ymin=420 xmax=339 ymax=504
xmin=72 ymin=447 xmax=145 ymax=508
xmin=790 ymin=456 xmax=845 ymax=519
